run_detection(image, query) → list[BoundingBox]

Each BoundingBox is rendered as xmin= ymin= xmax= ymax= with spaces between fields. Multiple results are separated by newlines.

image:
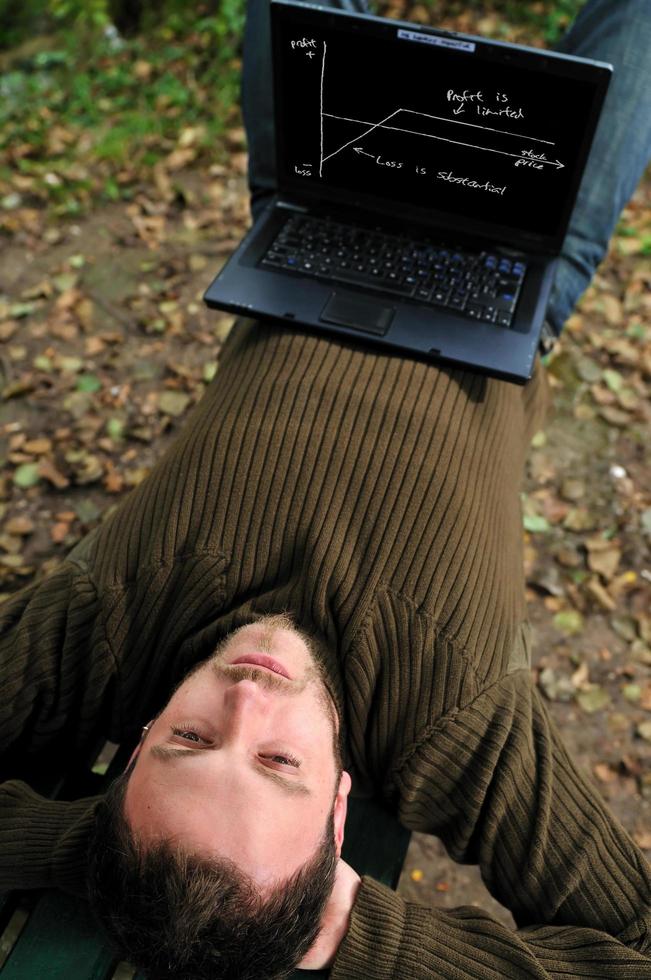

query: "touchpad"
xmin=320 ymin=291 xmax=394 ymax=336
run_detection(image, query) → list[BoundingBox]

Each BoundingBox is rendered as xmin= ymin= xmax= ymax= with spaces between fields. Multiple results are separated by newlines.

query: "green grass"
xmin=0 ymin=8 xmax=244 ymax=215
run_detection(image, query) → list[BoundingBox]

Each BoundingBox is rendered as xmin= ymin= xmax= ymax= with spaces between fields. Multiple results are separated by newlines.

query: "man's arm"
xmin=0 ymin=561 xmax=115 ymax=895
xmin=330 ymin=876 xmax=650 ymax=978
xmin=322 ymin=668 xmax=650 ymax=977
xmin=392 ymin=670 xmax=650 ymax=944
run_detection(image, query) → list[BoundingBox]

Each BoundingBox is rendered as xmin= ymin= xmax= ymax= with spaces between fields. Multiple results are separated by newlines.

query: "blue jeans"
xmin=242 ymin=0 xmax=651 ymax=335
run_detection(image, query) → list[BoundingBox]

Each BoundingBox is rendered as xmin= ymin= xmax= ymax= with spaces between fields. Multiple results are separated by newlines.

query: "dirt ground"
xmin=1 ymin=146 xmax=650 ymax=926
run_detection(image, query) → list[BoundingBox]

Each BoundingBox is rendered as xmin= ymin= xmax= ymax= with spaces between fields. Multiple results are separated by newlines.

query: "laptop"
xmin=204 ymin=0 xmax=612 ymax=383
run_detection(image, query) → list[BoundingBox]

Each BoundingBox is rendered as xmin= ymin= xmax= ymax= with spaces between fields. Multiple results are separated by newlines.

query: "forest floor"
xmin=0 ymin=2 xmax=650 ymax=921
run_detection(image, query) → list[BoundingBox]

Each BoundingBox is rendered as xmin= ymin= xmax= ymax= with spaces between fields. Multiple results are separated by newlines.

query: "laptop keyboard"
xmin=260 ymin=214 xmax=527 ymax=328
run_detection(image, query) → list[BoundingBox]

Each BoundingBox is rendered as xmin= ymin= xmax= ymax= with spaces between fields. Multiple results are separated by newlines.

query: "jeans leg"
xmin=242 ymin=0 xmax=372 ymax=222
xmin=547 ymin=0 xmax=651 ymax=334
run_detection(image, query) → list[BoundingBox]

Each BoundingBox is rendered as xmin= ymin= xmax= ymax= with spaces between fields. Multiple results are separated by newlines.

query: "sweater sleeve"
xmin=338 ymin=668 xmax=650 ymax=977
xmin=0 ymin=561 xmax=115 ymax=895
xmin=0 ymin=781 xmax=101 ymax=897
xmin=331 ymin=876 xmax=651 ymax=979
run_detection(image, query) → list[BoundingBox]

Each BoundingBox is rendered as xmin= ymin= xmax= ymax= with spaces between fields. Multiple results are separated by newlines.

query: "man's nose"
xmin=222 ymin=679 xmax=269 ymax=734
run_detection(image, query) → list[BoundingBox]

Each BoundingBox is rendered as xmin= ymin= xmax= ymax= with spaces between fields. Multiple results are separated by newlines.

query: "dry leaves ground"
xmin=0 ymin=0 xmax=649 ymax=921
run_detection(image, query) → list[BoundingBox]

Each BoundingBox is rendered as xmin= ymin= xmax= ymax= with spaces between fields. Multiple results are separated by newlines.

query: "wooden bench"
xmin=0 ymin=742 xmax=411 ymax=980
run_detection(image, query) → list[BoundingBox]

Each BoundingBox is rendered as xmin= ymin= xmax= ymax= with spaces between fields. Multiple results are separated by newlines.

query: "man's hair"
xmin=88 ymin=768 xmax=337 ymax=980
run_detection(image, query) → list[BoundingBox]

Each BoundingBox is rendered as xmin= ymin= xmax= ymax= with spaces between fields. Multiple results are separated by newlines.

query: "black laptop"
xmin=204 ymin=0 xmax=611 ymax=383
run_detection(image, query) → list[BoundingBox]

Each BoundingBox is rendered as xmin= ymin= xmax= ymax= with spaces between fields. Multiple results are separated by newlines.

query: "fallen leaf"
xmin=593 ymin=763 xmax=617 ymax=784
xmin=53 ymin=272 xmax=79 ymax=293
xmin=563 ymin=508 xmax=596 ymax=532
xmin=50 ymin=522 xmax=70 ymax=544
xmin=602 ymin=367 xmax=624 ymax=392
xmin=560 ymin=478 xmax=585 ymax=502
xmin=636 ymin=720 xmax=651 ymax=742
xmin=553 ymin=609 xmax=584 ymax=635
xmin=622 ymin=684 xmax=641 ymax=703
xmin=620 ymin=755 xmax=643 ymax=777
xmin=539 ymin=667 xmax=575 ymax=703
xmin=577 ymin=686 xmax=611 ymax=714
xmin=13 ymin=463 xmax=41 ymax=488
xmin=585 ymin=577 xmax=617 ymax=611
xmin=38 ymin=458 xmax=70 ymax=489
xmin=610 ymin=615 xmax=638 ymax=642
xmin=4 ymin=516 xmax=34 ymax=536
xmin=159 ymin=391 xmax=191 ymax=417
xmin=523 ymin=514 xmax=550 ymax=533
xmin=575 ymin=356 xmax=602 ymax=382
xmin=75 ymin=499 xmax=101 ymax=524
xmin=599 ymin=405 xmax=631 ymax=427
xmin=203 ymin=361 xmax=218 ymax=383
xmin=571 ymin=662 xmax=589 ymax=689
xmin=0 ymin=533 xmax=22 ymax=554
xmin=555 ymin=545 xmax=582 ymax=568
xmin=76 ymin=374 xmax=102 ymax=393
xmin=58 ymin=355 xmax=84 ymax=374
xmin=23 ymin=438 xmax=52 ymax=455
xmin=587 ymin=545 xmax=621 ymax=581
xmin=104 ymin=467 xmax=124 ymax=494
xmin=630 ymin=641 xmax=651 ymax=666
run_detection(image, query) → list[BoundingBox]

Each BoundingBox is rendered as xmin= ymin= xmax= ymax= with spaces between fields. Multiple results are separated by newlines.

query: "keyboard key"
xmin=336 ymin=268 xmax=415 ymax=296
xmin=465 ymin=302 xmax=485 ymax=318
xmin=449 ymin=293 xmax=467 ymax=310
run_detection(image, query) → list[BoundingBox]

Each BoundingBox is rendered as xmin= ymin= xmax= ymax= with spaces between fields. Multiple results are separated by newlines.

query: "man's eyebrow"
xmin=148 ymin=744 xmax=311 ymax=797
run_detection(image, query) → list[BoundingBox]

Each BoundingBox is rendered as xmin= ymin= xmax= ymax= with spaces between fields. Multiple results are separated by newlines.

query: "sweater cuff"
xmin=0 ymin=780 xmax=101 ymax=897
xmin=330 ymin=876 xmax=408 ymax=979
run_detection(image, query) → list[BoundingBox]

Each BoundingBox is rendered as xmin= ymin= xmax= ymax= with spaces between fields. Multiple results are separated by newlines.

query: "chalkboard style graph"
xmin=276 ymin=14 xmax=605 ymax=238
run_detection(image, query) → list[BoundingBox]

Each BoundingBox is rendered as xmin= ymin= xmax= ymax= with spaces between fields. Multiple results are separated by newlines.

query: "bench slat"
xmin=0 ymin=892 xmax=116 ymax=980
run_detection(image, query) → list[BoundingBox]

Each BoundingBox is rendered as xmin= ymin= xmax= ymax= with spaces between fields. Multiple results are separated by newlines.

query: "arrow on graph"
xmin=520 ymin=156 xmax=565 ymax=168
xmin=354 ymin=147 xmax=376 ymax=158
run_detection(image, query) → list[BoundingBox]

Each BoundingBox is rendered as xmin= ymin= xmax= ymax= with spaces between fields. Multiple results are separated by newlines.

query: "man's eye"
xmin=171 ymin=727 xmax=203 ymax=743
xmin=262 ymin=753 xmax=301 ymax=768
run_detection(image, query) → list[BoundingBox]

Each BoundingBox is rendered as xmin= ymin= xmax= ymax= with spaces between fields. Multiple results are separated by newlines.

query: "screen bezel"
xmin=270 ymin=0 xmax=612 ymax=254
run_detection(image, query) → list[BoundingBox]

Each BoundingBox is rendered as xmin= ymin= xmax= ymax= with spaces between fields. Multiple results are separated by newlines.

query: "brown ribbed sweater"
xmin=1 ymin=320 xmax=650 ymax=977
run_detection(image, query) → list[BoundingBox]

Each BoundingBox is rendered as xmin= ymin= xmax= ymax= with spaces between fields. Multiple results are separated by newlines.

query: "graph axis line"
xmin=319 ymin=41 xmax=326 ymax=177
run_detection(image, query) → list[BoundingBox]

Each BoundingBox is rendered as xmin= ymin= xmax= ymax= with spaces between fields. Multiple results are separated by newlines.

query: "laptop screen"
xmin=271 ymin=2 xmax=611 ymax=251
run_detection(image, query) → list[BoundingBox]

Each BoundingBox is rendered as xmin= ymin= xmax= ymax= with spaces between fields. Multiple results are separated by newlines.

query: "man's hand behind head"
xmin=298 ymin=859 xmax=362 ymax=971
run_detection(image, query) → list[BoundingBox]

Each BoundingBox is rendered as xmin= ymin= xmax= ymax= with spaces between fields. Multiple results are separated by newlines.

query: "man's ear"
xmin=333 ymin=770 xmax=352 ymax=857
